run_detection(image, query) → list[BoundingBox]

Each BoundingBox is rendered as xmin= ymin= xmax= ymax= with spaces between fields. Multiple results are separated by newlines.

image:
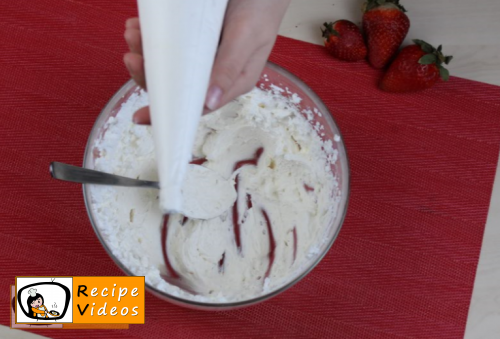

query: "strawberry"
xmin=321 ymin=21 xmax=367 ymax=62
xmin=362 ymin=0 xmax=410 ymax=68
xmin=380 ymin=39 xmax=453 ymax=92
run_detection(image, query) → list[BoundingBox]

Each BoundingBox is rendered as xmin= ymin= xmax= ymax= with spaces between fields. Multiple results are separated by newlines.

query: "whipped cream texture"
xmin=90 ymin=85 xmax=342 ymax=302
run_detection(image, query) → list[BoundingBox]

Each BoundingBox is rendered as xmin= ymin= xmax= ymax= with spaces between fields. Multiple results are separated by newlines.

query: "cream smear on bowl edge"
xmin=89 ymin=85 xmax=342 ymax=303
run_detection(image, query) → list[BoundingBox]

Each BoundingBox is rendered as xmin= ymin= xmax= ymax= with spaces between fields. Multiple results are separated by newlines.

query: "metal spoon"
xmin=49 ymin=162 xmax=237 ymax=220
xmin=50 ymin=162 xmax=159 ymax=189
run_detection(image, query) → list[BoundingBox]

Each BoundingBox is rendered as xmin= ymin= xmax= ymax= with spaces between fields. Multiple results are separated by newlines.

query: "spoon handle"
xmin=50 ymin=162 xmax=159 ymax=189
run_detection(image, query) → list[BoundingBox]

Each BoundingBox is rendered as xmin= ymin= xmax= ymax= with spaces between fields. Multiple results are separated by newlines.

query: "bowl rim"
xmin=82 ymin=61 xmax=350 ymax=309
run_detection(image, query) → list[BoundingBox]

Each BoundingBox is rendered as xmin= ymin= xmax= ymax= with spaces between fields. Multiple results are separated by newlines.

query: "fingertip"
xmin=123 ymin=53 xmax=133 ymax=72
xmin=123 ymin=52 xmax=146 ymax=89
xmin=126 ymin=53 xmax=143 ymax=70
xmin=205 ymin=85 xmax=223 ymax=111
xmin=124 ymin=28 xmax=142 ymax=54
xmin=123 ymin=52 xmax=135 ymax=70
xmin=124 ymin=28 xmax=132 ymax=43
xmin=133 ymin=106 xmax=151 ymax=125
xmin=124 ymin=31 xmax=132 ymax=51
xmin=126 ymin=17 xmax=140 ymax=29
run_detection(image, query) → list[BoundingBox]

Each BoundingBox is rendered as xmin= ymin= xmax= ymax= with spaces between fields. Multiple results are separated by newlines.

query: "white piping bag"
xmin=137 ymin=0 xmax=229 ymax=213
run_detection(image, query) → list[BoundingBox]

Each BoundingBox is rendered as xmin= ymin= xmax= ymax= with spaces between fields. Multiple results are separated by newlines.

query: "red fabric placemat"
xmin=1 ymin=1 xmax=500 ymax=338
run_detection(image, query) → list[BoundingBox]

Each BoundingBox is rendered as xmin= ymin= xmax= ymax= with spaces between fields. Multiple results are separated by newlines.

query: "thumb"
xmin=205 ymin=29 xmax=251 ymax=111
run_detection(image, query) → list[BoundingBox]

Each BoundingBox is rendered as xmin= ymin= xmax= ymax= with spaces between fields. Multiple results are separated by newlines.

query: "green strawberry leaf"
xmin=365 ymin=0 xmax=406 ymax=12
xmin=439 ymin=66 xmax=450 ymax=81
xmin=322 ymin=22 xmax=339 ymax=37
xmin=390 ymin=0 xmax=407 ymax=12
xmin=421 ymin=43 xmax=435 ymax=54
xmin=396 ymin=2 xmax=408 ymax=12
xmin=413 ymin=39 xmax=435 ymax=53
xmin=419 ymin=54 xmax=437 ymax=65
xmin=444 ymin=56 xmax=453 ymax=65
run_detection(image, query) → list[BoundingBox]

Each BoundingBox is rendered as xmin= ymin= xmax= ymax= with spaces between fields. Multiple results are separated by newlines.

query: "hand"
xmin=123 ymin=0 xmax=291 ymax=124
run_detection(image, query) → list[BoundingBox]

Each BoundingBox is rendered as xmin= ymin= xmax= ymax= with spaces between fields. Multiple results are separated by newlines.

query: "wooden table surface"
xmin=4 ymin=0 xmax=500 ymax=338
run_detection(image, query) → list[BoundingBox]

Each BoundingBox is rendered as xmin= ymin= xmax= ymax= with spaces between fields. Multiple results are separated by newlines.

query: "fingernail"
xmin=133 ymin=107 xmax=151 ymax=125
xmin=205 ymin=86 xmax=222 ymax=111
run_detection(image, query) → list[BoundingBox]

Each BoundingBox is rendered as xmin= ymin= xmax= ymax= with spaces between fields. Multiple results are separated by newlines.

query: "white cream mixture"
xmin=90 ymin=86 xmax=341 ymax=302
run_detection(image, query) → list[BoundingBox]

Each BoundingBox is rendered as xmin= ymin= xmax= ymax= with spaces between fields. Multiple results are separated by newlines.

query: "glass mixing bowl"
xmin=83 ymin=62 xmax=350 ymax=310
